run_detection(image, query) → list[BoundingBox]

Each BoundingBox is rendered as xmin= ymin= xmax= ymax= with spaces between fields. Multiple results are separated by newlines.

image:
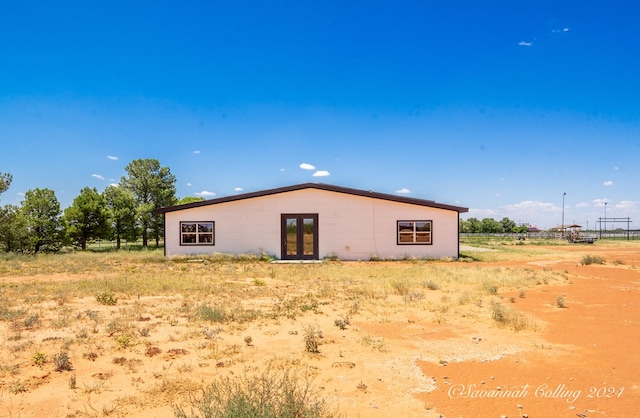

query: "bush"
xmin=173 ymin=368 xmax=335 ymax=418
xmin=96 ymin=291 xmax=118 ymax=306
xmin=581 ymin=254 xmax=606 ymax=265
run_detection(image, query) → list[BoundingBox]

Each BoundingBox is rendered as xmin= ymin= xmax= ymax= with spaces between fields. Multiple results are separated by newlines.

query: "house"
xmin=154 ymin=183 xmax=468 ymax=261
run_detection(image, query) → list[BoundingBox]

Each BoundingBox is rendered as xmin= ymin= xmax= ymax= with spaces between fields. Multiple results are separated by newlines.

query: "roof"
xmin=154 ymin=182 xmax=469 ymax=214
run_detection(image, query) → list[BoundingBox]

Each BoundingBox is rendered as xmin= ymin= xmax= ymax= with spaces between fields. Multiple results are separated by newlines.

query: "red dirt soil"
xmin=417 ymin=247 xmax=640 ymax=418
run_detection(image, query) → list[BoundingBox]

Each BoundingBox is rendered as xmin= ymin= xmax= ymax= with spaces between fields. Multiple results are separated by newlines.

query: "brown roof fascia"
xmin=154 ymin=182 xmax=469 ymax=214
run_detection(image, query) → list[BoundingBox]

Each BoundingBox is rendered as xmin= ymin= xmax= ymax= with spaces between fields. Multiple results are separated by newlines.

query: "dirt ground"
xmin=0 ymin=244 xmax=638 ymax=418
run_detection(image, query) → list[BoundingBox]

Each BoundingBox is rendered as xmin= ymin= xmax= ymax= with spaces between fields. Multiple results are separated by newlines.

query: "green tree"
xmin=64 ymin=187 xmax=110 ymax=250
xmin=481 ymin=218 xmax=504 ymax=233
xmin=177 ymin=196 xmax=205 ymax=205
xmin=0 ymin=204 xmax=29 ymax=252
xmin=22 ymin=188 xmax=65 ymax=253
xmin=103 ymin=185 xmax=138 ymax=249
xmin=120 ymin=159 xmax=177 ymax=247
xmin=465 ymin=217 xmax=482 ymax=233
xmin=0 ymin=172 xmax=12 ymax=196
xmin=500 ymin=217 xmax=517 ymax=233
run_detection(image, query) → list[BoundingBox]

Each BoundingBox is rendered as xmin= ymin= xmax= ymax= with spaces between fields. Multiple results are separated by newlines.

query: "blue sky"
xmin=1 ymin=1 xmax=638 ymax=229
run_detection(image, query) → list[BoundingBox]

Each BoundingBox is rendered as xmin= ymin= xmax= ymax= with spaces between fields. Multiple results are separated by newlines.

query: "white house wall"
xmin=164 ymin=189 xmax=460 ymax=260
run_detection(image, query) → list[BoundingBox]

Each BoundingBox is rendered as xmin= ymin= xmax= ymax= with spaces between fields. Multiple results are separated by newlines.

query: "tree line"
xmin=0 ymin=159 xmax=203 ymax=254
xmin=460 ymin=217 xmax=529 ymax=234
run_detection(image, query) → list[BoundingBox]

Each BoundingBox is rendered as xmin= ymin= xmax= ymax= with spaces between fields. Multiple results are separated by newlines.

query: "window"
xmin=180 ymin=222 xmax=214 ymax=245
xmin=397 ymin=220 xmax=432 ymax=245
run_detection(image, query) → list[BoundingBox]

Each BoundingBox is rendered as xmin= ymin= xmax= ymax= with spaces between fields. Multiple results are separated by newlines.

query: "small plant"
xmin=303 ymin=325 xmax=320 ymax=353
xmin=145 ymin=346 xmax=162 ymax=357
xmin=197 ymin=304 xmax=227 ymax=323
xmin=509 ymin=296 xmax=516 ymax=303
xmin=116 ymin=334 xmax=135 ymax=349
xmin=483 ymin=282 xmax=499 ymax=295
xmin=69 ymin=374 xmax=77 ymax=389
xmin=244 ymin=336 xmax=253 ymax=346
xmin=556 ymin=295 xmax=567 ymax=308
xmin=389 ymin=278 xmax=410 ymax=296
xmin=423 ymin=280 xmax=440 ymax=290
xmin=581 ymin=254 xmax=606 ymax=265
xmin=54 ymin=351 xmax=73 ymax=372
xmin=518 ymin=289 xmax=526 ymax=299
xmin=31 ymin=351 xmax=47 ymax=367
xmin=10 ymin=379 xmax=28 ymax=394
xmin=96 ymin=291 xmax=118 ymax=306
xmin=253 ymin=278 xmax=266 ymax=286
xmin=356 ymin=381 xmax=368 ymax=391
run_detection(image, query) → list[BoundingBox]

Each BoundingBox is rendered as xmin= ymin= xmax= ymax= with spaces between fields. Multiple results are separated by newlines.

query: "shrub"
xmin=303 ymin=326 xmax=320 ymax=354
xmin=581 ymin=254 xmax=606 ymax=265
xmin=174 ymin=368 xmax=335 ymax=418
xmin=54 ymin=351 xmax=73 ymax=372
xmin=96 ymin=291 xmax=118 ymax=306
xmin=556 ymin=295 xmax=567 ymax=308
xmin=197 ymin=305 xmax=227 ymax=323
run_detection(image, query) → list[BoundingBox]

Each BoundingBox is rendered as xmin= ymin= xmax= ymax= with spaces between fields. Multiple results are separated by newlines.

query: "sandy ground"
xmin=0 ymin=244 xmax=638 ymax=418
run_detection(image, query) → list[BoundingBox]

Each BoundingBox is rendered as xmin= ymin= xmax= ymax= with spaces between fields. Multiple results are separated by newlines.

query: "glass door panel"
xmin=281 ymin=214 xmax=318 ymax=260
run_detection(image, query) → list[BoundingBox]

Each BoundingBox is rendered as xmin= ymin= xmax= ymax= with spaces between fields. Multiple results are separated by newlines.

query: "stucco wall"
xmin=163 ymin=189 xmax=460 ymax=260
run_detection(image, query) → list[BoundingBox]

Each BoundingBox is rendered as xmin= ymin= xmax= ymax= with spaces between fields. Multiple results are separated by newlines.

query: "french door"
xmin=281 ymin=214 xmax=318 ymax=260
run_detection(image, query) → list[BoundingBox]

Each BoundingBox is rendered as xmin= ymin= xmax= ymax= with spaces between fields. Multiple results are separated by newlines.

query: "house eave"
xmin=154 ymin=182 xmax=469 ymax=214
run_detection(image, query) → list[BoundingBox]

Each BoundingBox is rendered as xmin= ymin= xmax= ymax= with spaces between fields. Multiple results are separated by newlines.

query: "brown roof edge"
xmin=154 ymin=182 xmax=469 ymax=214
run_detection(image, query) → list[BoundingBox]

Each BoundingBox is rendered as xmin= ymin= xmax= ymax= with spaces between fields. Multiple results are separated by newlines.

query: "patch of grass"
xmin=96 ymin=291 xmax=118 ymax=306
xmin=173 ymin=368 xmax=335 ymax=418
xmin=196 ymin=304 xmax=228 ymax=323
xmin=581 ymin=254 xmax=606 ymax=265
xmin=491 ymin=301 xmax=538 ymax=332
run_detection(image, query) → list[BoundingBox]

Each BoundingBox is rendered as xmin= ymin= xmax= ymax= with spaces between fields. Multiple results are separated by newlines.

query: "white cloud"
xmin=92 ymin=174 xmax=105 ymax=180
xmin=603 ymin=180 xmax=614 ymax=186
xmin=194 ymin=150 xmax=200 ymax=154
xmin=395 ymin=188 xmax=411 ymax=194
xmin=280 ymin=168 xmax=285 ymax=172
xmin=299 ymin=163 xmax=316 ymax=170
xmin=186 ymin=182 xmax=192 ymax=187
xmin=109 ymin=183 xmax=119 ymax=187
xmin=592 ymin=198 xmax=608 ymax=207
xmin=616 ymin=200 xmax=638 ymax=211
xmin=312 ymin=170 xmax=330 ymax=177
xmin=613 ymin=166 xmax=619 ymax=170
xmin=518 ymin=41 xmax=533 ymax=47
xmin=106 ymin=155 xmax=118 ymax=160
xmin=575 ymin=202 xmax=589 ymax=208
xmin=234 ymin=187 xmax=243 ymax=192
xmin=195 ymin=191 xmax=216 ymax=197
xmin=505 ymin=200 xmax=556 ymax=212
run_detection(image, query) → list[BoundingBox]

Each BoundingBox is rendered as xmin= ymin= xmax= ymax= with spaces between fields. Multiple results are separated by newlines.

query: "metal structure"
xmin=597 ymin=217 xmax=633 ymax=239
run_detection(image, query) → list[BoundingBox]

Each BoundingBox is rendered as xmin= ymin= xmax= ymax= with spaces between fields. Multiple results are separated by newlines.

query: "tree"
xmin=103 ymin=185 xmax=138 ymax=249
xmin=500 ymin=217 xmax=517 ymax=233
xmin=0 ymin=204 xmax=29 ymax=252
xmin=464 ymin=217 xmax=482 ymax=233
xmin=120 ymin=159 xmax=177 ymax=247
xmin=64 ymin=187 xmax=110 ymax=250
xmin=177 ymin=196 xmax=205 ymax=205
xmin=481 ymin=218 xmax=504 ymax=233
xmin=0 ymin=172 xmax=12 ymax=196
xmin=22 ymin=188 xmax=65 ymax=253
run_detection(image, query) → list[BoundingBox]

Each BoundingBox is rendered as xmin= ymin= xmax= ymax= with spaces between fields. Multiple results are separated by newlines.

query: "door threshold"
xmin=271 ymin=260 xmax=323 ymax=264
